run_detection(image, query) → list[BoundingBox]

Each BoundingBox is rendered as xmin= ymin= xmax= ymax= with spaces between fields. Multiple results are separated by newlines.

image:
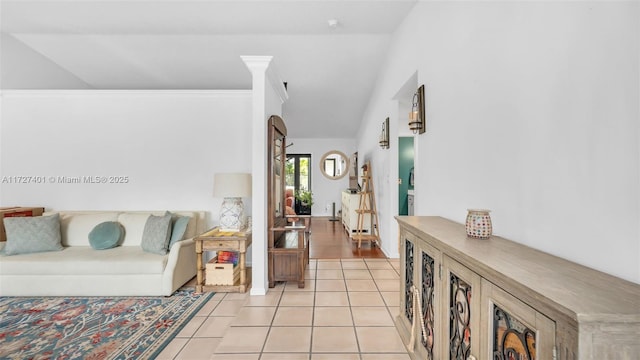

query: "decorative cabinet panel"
xmin=442 ymin=256 xmax=481 ymax=360
xmin=399 ymin=230 xmax=443 ymax=360
xmin=395 ymin=216 xmax=640 ymax=360
xmin=480 ymin=279 xmax=555 ymax=360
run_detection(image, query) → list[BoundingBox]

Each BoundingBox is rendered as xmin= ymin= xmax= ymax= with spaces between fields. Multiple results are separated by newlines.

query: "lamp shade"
xmin=213 ymin=173 xmax=252 ymax=198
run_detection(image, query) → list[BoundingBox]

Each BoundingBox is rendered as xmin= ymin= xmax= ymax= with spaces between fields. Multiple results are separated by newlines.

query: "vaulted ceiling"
xmin=1 ymin=0 xmax=417 ymax=138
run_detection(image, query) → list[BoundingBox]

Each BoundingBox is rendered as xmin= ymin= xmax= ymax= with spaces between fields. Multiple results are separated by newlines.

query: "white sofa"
xmin=0 ymin=210 xmax=206 ymax=296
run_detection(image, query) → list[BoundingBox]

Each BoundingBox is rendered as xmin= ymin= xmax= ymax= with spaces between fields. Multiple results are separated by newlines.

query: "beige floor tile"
xmin=361 ymin=354 xmax=410 ymax=360
xmin=215 ymin=326 xmax=269 ymax=353
xmin=316 ymin=260 xmax=343 ymax=269
xmin=316 ymin=269 xmax=344 ymax=279
xmin=343 ymin=269 xmax=372 ymax=279
xmin=211 ymin=300 xmax=246 ymax=316
xmin=311 ymin=326 xmax=359 ymax=353
xmin=210 ymin=354 xmax=261 ymax=360
xmin=273 ymin=306 xmax=314 ymax=326
xmin=348 ymin=291 xmax=386 ymax=306
xmin=311 ymin=354 xmax=360 ymax=360
xmin=374 ymin=279 xmax=400 ymax=292
xmin=316 ymin=279 xmax=346 ymax=291
xmin=176 ymin=316 xmax=206 ymax=337
xmin=212 ymin=293 xmax=227 ymax=301
xmin=356 ymin=327 xmax=407 ymax=353
xmin=351 ymin=307 xmax=394 ymax=326
xmin=370 ymin=269 xmax=400 ymax=280
xmin=308 ymin=260 xmax=317 ymax=269
xmin=243 ymin=292 xmax=282 ymax=307
xmin=304 ymin=268 xmax=316 ymax=279
xmin=194 ymin=316 xmax=235 ymax=337
xmin=224 ymin=292 xmax=250 ymax=301
xmin=196 ymin=299 xmax=221 ymax=316
xmin=314 ymin=291 xmax=349 ymax=306
xmin=388 ymin=306 xmax=400 ymax=318
xmin=341 ymin=259 xmax=366 ymax=266
xmin=280 ymin=292 xmax=315 ymax=306
xmin=260 ymin=354 xmax=310 ymax=360
xmin=313 ymin=306 xmax=353 ymax=326
xmin=380 ymin=291 xmax=400 ymax=307
xmin=263 ymin=326 xmax=312 ymax=352
xmin=176 ymin=338 xmax=222 ymax=360
xmin=231 ymin=306 xmax=277 ymax=326
xmin=365 ymin=261 xmax=394 ymax=270
xmin=268 ymin=283 xmax=286 ymax=293
xmin=284 ymin=280 xmax=315 ymax=292
xmin=345 ymin=279 xmax=378 ymax=291
xmin=155 ymin=337 xmax=188 ymax=359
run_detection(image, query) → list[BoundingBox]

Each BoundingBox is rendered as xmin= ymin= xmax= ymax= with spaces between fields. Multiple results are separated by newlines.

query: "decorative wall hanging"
xmin=409 ymin=85 xmax=426 ymax=134
xmin=379 ymin=117 xmax=390 ymax=149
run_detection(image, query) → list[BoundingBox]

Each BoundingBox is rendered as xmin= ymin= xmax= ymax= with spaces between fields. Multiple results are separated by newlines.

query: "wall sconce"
xmin=379 ymin=117 xmax=390 ymax=149
xmin=213 ymin=173 xmax=252 ymax=232
xmin=408 ymin=85 xmax=426 ymax=134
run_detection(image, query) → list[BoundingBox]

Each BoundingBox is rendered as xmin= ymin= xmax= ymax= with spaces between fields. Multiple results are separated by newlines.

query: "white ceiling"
xmin=1 ymin=0 xmax=417 ymax=138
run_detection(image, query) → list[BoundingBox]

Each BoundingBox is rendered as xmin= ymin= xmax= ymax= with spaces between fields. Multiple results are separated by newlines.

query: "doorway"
xmin=398 ymin=137 xmax=415 ymax=216
xmin=286 ymin=154 xmax=311 ymax=215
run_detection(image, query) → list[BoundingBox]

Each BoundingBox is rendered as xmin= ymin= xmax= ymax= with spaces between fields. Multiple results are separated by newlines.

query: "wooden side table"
xmin=195 ymin=227 xmax=252 ymax=293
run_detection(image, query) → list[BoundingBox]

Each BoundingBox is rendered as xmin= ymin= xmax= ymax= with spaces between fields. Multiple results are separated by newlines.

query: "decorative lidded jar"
xmin=465 ymin=209 xmax=492 ymax=239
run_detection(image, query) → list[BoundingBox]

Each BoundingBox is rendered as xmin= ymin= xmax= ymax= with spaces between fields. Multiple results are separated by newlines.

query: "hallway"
xmin=307 ymin=217 xmax=387 ymax=259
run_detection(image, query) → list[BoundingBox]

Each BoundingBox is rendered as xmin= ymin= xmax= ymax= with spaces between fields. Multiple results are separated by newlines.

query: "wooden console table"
xmin=195 ymin=227 xmax=251 ymax=293
xmin=396 ymin=216 xmax=640 ymax=360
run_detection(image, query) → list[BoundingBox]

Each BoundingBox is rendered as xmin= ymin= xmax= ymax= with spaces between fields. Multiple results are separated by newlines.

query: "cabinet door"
xmin=415 ymin=239 xmax=442 ymax=360
xmin=442 ymin=256 xmax=482 ymax=360
xmin=399 ymin=230 xmax=417 ymax=331
xmin=480 ymin=279 xmax=555 ymax=360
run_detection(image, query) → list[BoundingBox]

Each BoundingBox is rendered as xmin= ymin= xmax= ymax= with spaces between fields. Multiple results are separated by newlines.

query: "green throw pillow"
xmin=141 ymin=213 xmax=172 ymax=255
xmin=88 ymin=221 xmax=123 ymax=250
xmin=3 ymin=214 xmax=63 ymax=256
xmin=168 ymin=216 xmax=191 ymax=250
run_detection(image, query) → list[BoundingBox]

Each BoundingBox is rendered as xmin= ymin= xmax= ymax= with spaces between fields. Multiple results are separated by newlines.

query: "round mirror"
xmin=320 ymin=150 xmax=350 ymax=180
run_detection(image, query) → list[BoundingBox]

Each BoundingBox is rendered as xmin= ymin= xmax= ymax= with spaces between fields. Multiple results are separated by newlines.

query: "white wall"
xmin=0 ymin=90 xmax=252 ymax=228
xmin=288 ymin=138 xmax=356 ymax=217
xmin=358 ymin=2 xmax=640 ymax=283
xmin=1 ymin=34 xmax=90 ymax=89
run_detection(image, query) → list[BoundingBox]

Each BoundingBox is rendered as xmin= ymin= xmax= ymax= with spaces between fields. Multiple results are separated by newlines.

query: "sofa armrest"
xmin=162 ymin=238 xmax=196 ymax=295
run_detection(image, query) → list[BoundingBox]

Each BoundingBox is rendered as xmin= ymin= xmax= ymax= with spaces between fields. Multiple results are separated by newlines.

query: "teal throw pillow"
xmin=3 ymin=214 xmax=63 ymax=256
xmin=88 ymin=221 xmax=123 ymax=250
xmin=168 ymin=216 xmax=191 ymax=250
xmin=141 ymin=213 xmax=172 ymax=255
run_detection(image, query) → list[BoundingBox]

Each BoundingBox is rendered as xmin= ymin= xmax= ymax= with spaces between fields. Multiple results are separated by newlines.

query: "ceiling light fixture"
xmin=328 ymin=19 xmax=339 ymax=29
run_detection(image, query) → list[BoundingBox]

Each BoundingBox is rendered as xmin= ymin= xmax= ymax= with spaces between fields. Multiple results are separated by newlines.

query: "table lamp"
xmin=213 ymin=173 xmax=252 ymax=232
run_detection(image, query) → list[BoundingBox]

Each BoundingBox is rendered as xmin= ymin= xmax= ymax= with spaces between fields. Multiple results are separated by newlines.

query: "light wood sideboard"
xmin=341 ymin=190 xmax=370 ymax=235
xmin=396 ymin=216 xmax=640 ymax=360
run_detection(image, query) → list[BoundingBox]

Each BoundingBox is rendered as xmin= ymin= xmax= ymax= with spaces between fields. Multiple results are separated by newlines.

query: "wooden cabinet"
xmin=267 ymin=115 xmax=309 ymax=288
xmin=396 ymin=216 xmax=640 ymax=360
xmin=341 ymin=190 xmax=370 ymax=235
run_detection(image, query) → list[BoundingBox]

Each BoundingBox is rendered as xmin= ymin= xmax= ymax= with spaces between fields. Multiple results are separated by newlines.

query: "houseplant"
xmin=295 ymin=190 xmax=313 ymax=215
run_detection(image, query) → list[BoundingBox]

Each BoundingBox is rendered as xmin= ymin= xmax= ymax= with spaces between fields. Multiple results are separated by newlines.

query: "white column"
xmin=241 ymin=56 xmax=287 ymax=295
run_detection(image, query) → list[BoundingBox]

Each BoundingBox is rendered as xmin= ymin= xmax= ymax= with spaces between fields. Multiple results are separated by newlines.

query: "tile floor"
xmin=157 ymin=258 xmax=410 ymax=359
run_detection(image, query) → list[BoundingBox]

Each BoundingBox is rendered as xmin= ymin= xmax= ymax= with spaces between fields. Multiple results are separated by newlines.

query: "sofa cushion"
xmin=3 ymin=214 xmax=63 ymax=256
xmin=0 ymin=246 xmax=167 ymax=275
xmin=141 ymin=213 xmax=172 ymax=255
xmin=88 ymin=221 xmax=123 ymax=250
xmin=169 ymin=215 xmax=191 ymax=249
xmin=60 ymin=212 xmax=120 ymax=246
xmin=117 ymin=213 xmax=151 ymax=246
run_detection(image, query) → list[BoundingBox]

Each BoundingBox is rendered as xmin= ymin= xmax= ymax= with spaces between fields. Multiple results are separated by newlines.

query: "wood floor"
xmin=307 ymin=216 xmax=387 ymax=259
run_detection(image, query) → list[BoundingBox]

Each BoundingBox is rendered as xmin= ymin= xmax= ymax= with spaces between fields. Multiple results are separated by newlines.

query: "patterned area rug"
xmin=0 ymin=289 xmax=213 ymax=359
